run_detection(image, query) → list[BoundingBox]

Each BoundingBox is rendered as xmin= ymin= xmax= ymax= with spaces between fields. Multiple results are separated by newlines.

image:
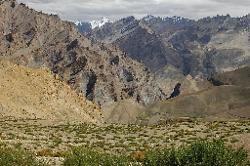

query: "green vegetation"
xmin=0 ymin=144 xmax=46 ymax=166
xmin=144 ymin=139 xmax=249 ymax=166
xmin=63 ymin=140 xmax=249 ymax=166
xmin=1 ymin=119 xmax=250 ymax=165
xmin=63 ymin=147 xmax=134 ymax=166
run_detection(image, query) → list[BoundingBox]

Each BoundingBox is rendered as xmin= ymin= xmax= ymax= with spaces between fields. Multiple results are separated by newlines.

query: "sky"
xmin=17 ymin=0 xmax=250 ymax=22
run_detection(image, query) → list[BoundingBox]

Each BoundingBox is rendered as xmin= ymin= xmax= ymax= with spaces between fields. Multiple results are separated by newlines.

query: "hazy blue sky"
xmin=17 ymin=0 xmax=250 ymax=21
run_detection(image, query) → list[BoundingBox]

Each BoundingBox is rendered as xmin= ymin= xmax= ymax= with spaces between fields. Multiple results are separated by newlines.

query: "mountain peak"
xmin=75 ymin=20 xmax=83 ymax=26
xmin=74 ymin=17 xmax=112 ymax=30
xmin=142 ymin=15 xmax=156 ymax=21
xmin=90 ymin=17 xmax=112 ymax=29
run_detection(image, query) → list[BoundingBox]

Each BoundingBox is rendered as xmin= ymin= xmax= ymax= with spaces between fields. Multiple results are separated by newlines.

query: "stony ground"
xmin=1 ymin=117 xmax=250 ymax=165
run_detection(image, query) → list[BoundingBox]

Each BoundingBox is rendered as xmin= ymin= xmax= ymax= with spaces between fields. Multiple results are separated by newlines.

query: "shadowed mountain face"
xmin=0 ymin=0 xmax=166 ymax=107
xmin=84 ymin=15 xmax=250 ymax=78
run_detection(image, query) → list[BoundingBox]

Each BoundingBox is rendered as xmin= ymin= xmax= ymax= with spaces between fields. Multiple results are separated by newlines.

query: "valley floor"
xmin=1 ymin=118 xmax=250 ymax=165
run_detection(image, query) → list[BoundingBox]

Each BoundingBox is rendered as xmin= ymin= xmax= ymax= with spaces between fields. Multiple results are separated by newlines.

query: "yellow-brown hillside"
xmin=0 ymin=60 xmax=101 ymax=123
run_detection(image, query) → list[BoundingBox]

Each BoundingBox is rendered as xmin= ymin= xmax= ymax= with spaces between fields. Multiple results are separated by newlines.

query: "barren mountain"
xmin=0 ymin=0 xmax=166 ymax=107
xmin=0 ymin=60 xmax=100 ymax=123
xmin=87 ymin=15 xmax=250 ymax=78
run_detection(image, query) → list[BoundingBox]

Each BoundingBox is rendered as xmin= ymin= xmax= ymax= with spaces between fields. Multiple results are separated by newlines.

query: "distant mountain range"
xmin=77 ymin=14 xmax=250 ymax=79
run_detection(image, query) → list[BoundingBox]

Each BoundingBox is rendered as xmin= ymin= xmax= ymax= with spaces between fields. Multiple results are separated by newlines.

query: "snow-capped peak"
xmin=75 ymin=20 xmax=82 ymax=26
xmin=90 ymin=17 xmax=111 ymax=29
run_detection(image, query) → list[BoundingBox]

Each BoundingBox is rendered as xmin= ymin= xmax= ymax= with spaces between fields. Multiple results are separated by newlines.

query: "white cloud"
xmin=17 ymin=0 xmax=250 ymax=21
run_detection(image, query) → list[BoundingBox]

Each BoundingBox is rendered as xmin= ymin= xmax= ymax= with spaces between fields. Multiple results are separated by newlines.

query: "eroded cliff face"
xmin=0 ymin=0 xmax=166 ymax=106
xmin=88 ymin=15 xmax=250 ymax=78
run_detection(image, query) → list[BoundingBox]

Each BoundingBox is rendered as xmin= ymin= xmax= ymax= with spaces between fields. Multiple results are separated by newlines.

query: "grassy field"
xmin=1 ymin=118 xmax=250 ymax=165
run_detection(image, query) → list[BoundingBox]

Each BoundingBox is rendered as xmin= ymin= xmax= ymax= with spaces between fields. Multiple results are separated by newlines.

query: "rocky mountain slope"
xmin=0 ymin=60 xmax=100 ymax=123
xmin=86 ymin=15 xmax=250 ymax=78
xmin=0 ymin=0 xmax=166 ymax=107
xmin=104 ymin=67 xmax=250 ymax=124
xmin=142 ymin=85 xmax=250 ymax=124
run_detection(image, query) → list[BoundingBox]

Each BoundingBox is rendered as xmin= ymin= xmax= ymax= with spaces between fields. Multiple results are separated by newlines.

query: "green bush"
xmin=0 ymin=144 xmax=46 ymax=166
xmin=143 ymin=139 xmax=249 ymax=166
xmin=64 ymin=140 xmax=249 ymax=166
xmin=63 ymin=147 xmax=135 ymax=166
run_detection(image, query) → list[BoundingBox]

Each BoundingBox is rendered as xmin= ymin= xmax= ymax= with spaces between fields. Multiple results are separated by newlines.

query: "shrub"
xmin=63 ymin=140 xmax=249 ymax=166
xmin=143 ymin=139 xmax=249 ymax=166
xmin=0 ymin=144 xmax=46 ymax=166
xmin=36 ymin=148 xmax=54 ymax=157
xmin=63 ymin=147 xmax=135 ymax=166
xmin=131 ymin=151 xmax=145 ymax=162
